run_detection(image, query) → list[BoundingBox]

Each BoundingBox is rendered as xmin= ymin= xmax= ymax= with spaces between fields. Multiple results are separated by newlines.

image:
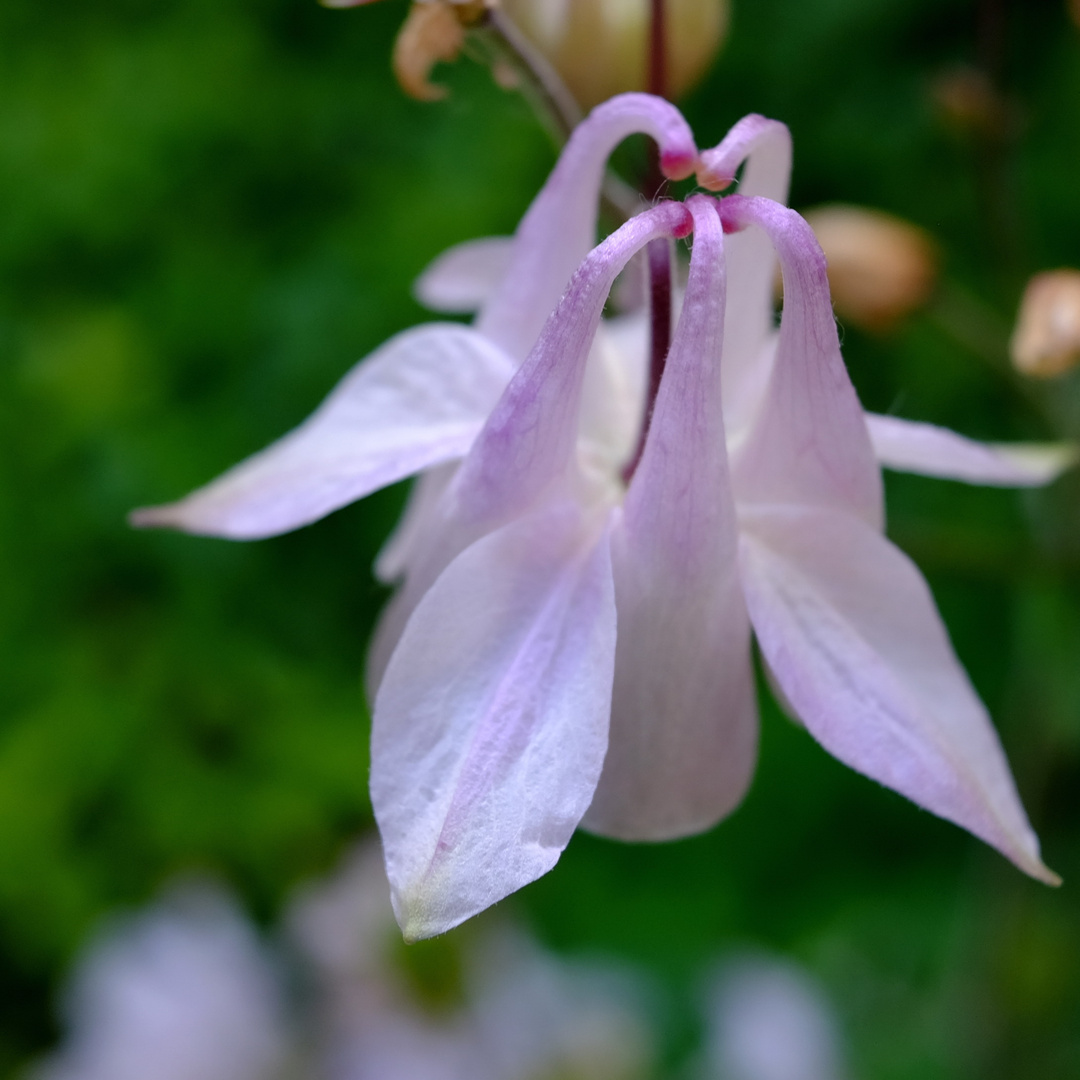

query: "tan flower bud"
xmin=325 ymin=1 xmax=492 ymax=101
xmin=1010 ymin=270 xmax=1080 ymax=378
xmin=800 ymin=205 xmax=939 ymax=333
xmin=1071 ymin=0 xmax=1080 ymax=31
xmin=500 ymin=0 xmax=729 ymax=109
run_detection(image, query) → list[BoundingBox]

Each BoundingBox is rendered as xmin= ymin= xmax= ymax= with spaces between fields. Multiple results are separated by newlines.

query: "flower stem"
xmin=623 ymin=0 xmax=675 ymax=485
xmin=469 ymin=9 xmax=582 ymax=143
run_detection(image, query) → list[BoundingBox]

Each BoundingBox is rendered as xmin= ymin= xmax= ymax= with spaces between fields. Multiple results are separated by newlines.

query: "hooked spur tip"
xmin=695 ymin=166 xmax=735 ymax=192
xmin=660 ymin=148 xmax=697 ymax=182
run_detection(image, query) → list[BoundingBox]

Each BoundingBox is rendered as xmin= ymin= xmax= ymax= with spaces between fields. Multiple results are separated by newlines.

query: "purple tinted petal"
xmin=478 ymin=93 xmax=697 ymax=361
xmin=720 ymin=196 xmax=883 ymax=527
xmin=698 ymin=116 xmax=793 ymax=440
xmin=373 ymin=462 xmax=458 ymax=584
xmin=130 ymin=325 xmax=513 ymax=539
xmin=371 ymin=502 xmax=617 ymax=940
xmin=457 ymin=200 xmax=693 ymax=532
xmin=585 ymin=197 xmax=757 ymax=839
xmin=740 ymin=504 xmax=1058 ymax=884
xmin=413 ymin=236 xmax=514 ymax=314
xmin=866 ymin=413 xmax=1079 ymax=487
xmin=367 ymin=201 xmax=693 ymax=694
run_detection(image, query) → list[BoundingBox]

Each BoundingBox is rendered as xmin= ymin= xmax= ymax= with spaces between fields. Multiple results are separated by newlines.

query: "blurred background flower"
xmin=1010 ymin=270 xmax=1080 ymax=379
xmin=32 ymin=840 xmax=656 ymax=1080
xmin=701 ymin=954 xmax=849 ymax=1080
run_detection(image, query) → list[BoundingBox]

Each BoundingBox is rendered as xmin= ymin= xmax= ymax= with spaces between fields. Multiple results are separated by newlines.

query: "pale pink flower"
xmin=134 ymin=95 xmax=1068 ymax=940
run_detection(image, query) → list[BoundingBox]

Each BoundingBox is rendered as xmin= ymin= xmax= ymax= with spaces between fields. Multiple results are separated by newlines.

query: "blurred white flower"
xmin=31 ymin=882 xmax=291 ymax=1080
xmin=703 ymin=955 xmax=848 ymax=1080
xmin=286 ymin=838 xmax=654 ymax=1080
xmin=467 ymin=927 xmax=653 ymax=1080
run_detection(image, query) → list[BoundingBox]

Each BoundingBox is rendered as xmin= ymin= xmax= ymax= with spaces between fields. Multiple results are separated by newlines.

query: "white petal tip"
xmin=128 ymin=504 xmax=180 ymax=530
xmin=1005 ymin=837 xmax=1061 ymax=886
xmin=1025 ymin=860 xmax=1063 ymax=888
xmin=392 ymin=888 xmax=459 ymax=944
xmin=1003 ymin=443 xmax=1080 ymax=484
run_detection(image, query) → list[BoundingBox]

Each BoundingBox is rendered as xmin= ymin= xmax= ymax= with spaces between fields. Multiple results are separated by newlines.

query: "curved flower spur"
xmin=133 ymin=95 xmax=1069 ymax=939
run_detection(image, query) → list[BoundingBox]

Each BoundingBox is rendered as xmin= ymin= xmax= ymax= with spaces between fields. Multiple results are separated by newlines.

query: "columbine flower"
xmin=134 ymin=94 xmax=1070 ymax=940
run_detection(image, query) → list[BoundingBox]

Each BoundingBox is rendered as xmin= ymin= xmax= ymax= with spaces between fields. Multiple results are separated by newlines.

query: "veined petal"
xmin=131 ymin=325 xmax=514 ymax=539
xmin=367 ymin=201 xmax=693 ymax=694
xmin=720 ymin=196 xmax=883 ymax=528
xmin=698 ymin=116 xmax=793 ymax=440
xmin=866 ymin=413 xmax=1079 ymax=487
xmin=478 ymin=93 xmax=697 ymax=361
xmin=455 ymin=201 xmax=693 ymax=532
xmin=739 ymin=504 xmax=1058 ymax=884
xmin=413 ymin=236 xmax=514 ymax=314
xmin=585 ymin=196 xmax=757 ymax=840
xmin=371 ymin=502 xmax=617 ymax=940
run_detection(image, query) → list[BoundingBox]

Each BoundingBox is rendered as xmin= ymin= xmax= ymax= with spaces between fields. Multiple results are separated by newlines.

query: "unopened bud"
xmin=1010 ymin=270 xmax=1080 ymax=378
xmin=501 ymin=0 xmax=729 ymax=109
xmin=1071 ymin=0 xmax=1080 ymax=31
xmin=801 ymin=205 xmax=938 ymax=333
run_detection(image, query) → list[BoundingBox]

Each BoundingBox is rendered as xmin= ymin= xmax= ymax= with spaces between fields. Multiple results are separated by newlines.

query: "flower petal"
xmin=458 ymin=201 xmax=693 ymax=526
xmin=720 ymin=196 xmax=883 ymax=528
xmin=413 ymin=236 xmax=515 ymax=314
xmin=478 ymin=93 xmax=697 ymax=361
xmin=866 ymin=413 xmax=1079 ymax=486
xmin=739 ymin=504 xmax=1058 ymax=884
xmin=698 ymin=116 xmax=793 ymax=439
xmin=367 ymin=201 xmax=693 ymax=693
xmin=373 ymin=461 xmax=458 ymax=584
xmin=371 ymin=502 xmax=617 ymax=940
xmin=585 ymin=196 xmax=757 ymax=840
xmin=130 ymin=324 xmax=513 ymax=539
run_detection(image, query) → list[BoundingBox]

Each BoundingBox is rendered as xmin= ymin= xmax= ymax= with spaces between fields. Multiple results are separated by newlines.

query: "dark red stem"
xmin=622 ymin=0 xmax=674 ymax=485
xmin=622 ymin=237 xmax=672 ymax=485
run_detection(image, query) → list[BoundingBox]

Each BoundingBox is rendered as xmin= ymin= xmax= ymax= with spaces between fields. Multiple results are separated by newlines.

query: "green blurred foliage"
xmin=0 ymin=0 xmax=1078 ymax=1076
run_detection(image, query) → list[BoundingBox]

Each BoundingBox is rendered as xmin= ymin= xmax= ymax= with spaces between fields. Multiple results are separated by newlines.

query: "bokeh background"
xmin=2 ymin=0 xmax=1080 ymax=1075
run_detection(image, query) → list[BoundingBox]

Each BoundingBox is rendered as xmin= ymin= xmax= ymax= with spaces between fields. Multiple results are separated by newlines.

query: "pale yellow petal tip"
xmin=1017 ymin=848 xmax=1062 ymax=887
xmin=996 ymin=441 xmax=1080 ymax=482
xmin=391 ymin=878 xmax=447 ymax=944
xmin=1030 ymin=862 xmax=1063 ymax=888
xmin=128 ymin=505 xmax=177 ymax=530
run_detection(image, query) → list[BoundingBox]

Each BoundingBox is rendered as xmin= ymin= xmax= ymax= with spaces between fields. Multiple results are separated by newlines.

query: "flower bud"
xmin=500 ymin=0 xmax=729 ymax=109
xmin=800 ymin=204 xmax=938 ymax=333
xmin=1010 ymin=270 xmax=1080 ymax=378
xmin=1071 ymin=0 xmax=1080 ymax=31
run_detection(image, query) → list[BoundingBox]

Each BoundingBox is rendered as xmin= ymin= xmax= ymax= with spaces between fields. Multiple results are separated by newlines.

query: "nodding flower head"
xmin=133 ymin=94 xmax=1071 ymax=939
